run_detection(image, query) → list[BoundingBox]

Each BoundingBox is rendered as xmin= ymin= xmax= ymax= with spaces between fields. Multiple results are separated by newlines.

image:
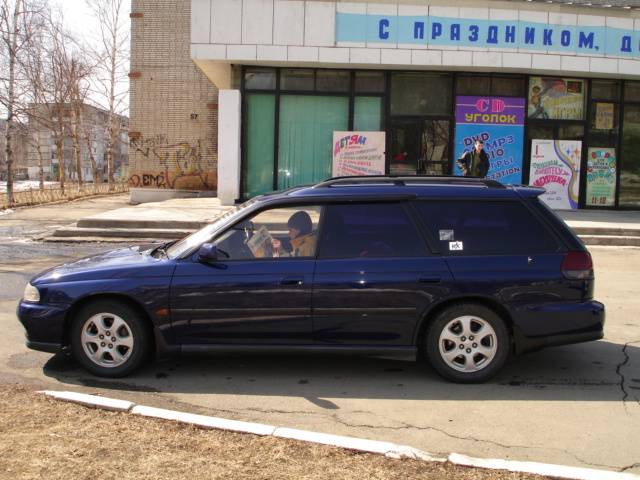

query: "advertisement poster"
xmin=454 ymin=96 xmax=525 ymax=184
xmin=595 ymin=103 xmax=615 ymax=130
xmin=586 ymin=148 xmax=617 ymax=207
xmin=528 ymin=77 xmax=585 ymax=120
xmin=332 ymin=131 xmax=386 ymax=177
xmin=529 ymin=140 xmax=582 ymax=210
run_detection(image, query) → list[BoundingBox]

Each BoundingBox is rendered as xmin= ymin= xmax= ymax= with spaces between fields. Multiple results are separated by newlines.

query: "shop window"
xmin=281 ymin=69 xmax=314 ymax=91
xmin=589 ymin=103 xmax=619 ymax=147
xmin=558 ymin=124 xmax=584 ymax=141
xmin=620 ymin=105 xmax=640 ymax=207
xmin=456 ymin=76 xmax=491 ymax=96
xmin=491 ymin=77 xmax=525 ymax=97
xmin=355 ymin=71 xmax=385 ymax=93
xmin=278 ymin=95 xmax=348 ymax=190
xmin=528 ymin=77 xmax=585 ymax=120
xmin=244 ymin=68 xmax=276 ymax=90
xmin=624 ymin=81 xmax=640 ymax=102
xmin=390 ymin=73 xmax=452 ymax=116
xmin=316 ymin=70 xmax=350 ymax=92
xmin=592 ymin=80 xmax=620 ymax=101
xmin=527 ymin=125 xmax=554 ymax=141
xmin=244 ymin=94 xmax=275 ymax=197
xmin=390 ymin=119 xmax=450 ymax=175
xmin=354 ymin=97 xmax=382 ymax=131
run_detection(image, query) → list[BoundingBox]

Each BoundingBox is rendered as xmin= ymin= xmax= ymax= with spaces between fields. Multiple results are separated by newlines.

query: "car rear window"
xmin=414 ymin=200 xmax=561 ymax=255
xmin=318 ymin=203 xmax=427 ymax=259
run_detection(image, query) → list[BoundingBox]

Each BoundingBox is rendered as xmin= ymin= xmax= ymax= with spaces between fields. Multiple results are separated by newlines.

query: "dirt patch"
xmin=0 ymin=384 xmax=554 ymax=480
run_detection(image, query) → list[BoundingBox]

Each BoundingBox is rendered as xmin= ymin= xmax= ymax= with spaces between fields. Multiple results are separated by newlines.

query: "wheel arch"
xmin=415 ymin=296 xmax=515 ymax=349
xmin=63 ymin=293 xmax=157 ymax=357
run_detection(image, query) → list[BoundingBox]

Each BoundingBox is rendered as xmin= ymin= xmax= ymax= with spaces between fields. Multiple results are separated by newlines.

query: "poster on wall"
xmin=454 ymin=96 xmax=525 ymax=184
xmin=595 ymin=103 xmax=615 ymax=130
xmin=529 ymin=140 xmax=582 ymax=210
xmin=332 ymin=131 xmax=386 ymax=177
xmin=528 ymin=77 xmax=585 ymax=120
xmin=586 ymin=148 xmax=617 ymax=207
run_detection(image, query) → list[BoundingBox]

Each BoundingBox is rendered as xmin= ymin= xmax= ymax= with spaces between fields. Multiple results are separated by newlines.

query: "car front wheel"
xmin=423 ymin=303 xmax=509 ymax=383
xmin=70 ymin=300 xmax=150 ymax=377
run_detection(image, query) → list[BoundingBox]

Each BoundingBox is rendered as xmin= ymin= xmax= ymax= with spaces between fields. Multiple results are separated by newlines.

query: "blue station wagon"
xmin=17 ymin=176 xmax=605 ymax=383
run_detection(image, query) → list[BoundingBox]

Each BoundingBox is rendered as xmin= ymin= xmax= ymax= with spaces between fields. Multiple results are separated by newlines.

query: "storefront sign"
xmin=528 ymin=77 xmax=585 ymax=120
xmin=332 ymin=131 xmax=386 ymax=177
xmin=454 ymin=96 xmax=525 ymax=184
xmin=335 ymin=12 xmax=640 ymax=58
xmin=595 ymin=103 xmax=615 ymax=130
xmin=529 ymin=140 xmax=582 ymax=210
xmin=586 ymin=148 xmax=617 ymax=207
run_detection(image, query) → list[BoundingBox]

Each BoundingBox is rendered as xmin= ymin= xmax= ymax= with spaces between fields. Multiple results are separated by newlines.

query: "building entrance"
xmin=389 ymin=119 xmax=451 ymax=176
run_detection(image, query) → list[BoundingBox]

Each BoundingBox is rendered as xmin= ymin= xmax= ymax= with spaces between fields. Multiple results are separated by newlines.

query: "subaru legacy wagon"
xmin=18 ymin=176 xmax=605 ymax=383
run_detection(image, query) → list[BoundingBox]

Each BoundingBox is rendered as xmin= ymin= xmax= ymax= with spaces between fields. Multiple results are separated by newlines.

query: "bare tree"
xmin=0 ymin=0 xmax=46 ymax=204
xmin=86 ymin=0 xmax=128 ymax=191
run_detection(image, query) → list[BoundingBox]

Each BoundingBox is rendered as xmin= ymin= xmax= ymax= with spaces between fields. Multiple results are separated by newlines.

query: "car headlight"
xmin=23 ymin=283 xmax=40 ymax=303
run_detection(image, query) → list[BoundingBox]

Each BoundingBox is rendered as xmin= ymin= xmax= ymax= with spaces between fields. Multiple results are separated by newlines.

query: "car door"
xmin=170 ymin=205 xmax=322 ymax=346
xmin=311 ymin=202 xmax=453 ymax=346
xmin=412 ymin=199 xmax=569 ymax=336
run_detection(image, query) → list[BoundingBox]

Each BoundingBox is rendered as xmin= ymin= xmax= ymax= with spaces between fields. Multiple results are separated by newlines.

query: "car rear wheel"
xmin=423 ymin=303 xmax=509 ymax=383
xmin=70 ymin=300 xmax=150 ymax=377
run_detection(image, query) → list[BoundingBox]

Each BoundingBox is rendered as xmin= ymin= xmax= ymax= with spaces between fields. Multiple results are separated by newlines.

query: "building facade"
xmin=130 ymin=0 xmax=640 ymax=209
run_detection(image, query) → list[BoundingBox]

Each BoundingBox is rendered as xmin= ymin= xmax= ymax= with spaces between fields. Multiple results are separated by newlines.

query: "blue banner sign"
xmin=336 ymin=13 xmax=640 ymax=57
xmin=454 ymin=96 xmax=525 ymax=184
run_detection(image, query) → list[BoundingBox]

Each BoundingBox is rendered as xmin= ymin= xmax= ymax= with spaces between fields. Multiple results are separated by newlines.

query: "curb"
xmin=39 ymin=390 xmax=639 ymax=480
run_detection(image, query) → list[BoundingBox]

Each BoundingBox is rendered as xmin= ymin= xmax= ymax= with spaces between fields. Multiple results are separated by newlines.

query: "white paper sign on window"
xmin=332 ymin=131 xmax=386 ymax=177
xmin=529 ymin=140 xmax=582 ymax=210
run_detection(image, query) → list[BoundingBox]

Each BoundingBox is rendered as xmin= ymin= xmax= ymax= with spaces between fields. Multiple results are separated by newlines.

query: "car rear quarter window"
xmin=318 ymin=203 xmax=427 ymax=259
xmin=414 ymin=200 xmax=561 ymax=255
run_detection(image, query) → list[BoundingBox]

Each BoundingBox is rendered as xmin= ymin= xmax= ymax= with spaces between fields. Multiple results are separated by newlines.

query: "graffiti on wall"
xmin=129 ymin=134 xmax=217 ymax=190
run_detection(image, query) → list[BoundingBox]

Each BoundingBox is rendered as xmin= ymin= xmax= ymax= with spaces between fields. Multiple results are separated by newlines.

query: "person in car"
xmin=287 ymin=210 xmax=316 ymax=257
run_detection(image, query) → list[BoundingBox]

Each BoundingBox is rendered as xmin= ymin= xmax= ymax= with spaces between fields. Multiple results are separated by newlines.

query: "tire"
xmin=423 ymin=303 xmax=510 ymax=383
xmin=70 ymin=300 xmax=150 ymax=377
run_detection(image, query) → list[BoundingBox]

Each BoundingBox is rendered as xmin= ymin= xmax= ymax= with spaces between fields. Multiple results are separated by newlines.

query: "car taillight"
xmin=561 ymin=251 xmax=594 ymax=280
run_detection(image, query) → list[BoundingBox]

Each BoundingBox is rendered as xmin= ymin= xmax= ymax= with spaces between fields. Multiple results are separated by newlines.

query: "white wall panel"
xmin=211 ymin=0 xmax=242 ymax=44
xmin=191 ymin=0 xmax=211 ymax=43
xmin=242 ymin=0 xmax=273 ymax=45
xmin=273 ymin=0 xmax=304 ymax=46
xmin=305 ymin=2 xmax=335 ymax=47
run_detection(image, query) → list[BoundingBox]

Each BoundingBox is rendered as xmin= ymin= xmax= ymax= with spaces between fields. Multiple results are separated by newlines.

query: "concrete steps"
xmin=50 ymin=226 xmax=194 ymax=240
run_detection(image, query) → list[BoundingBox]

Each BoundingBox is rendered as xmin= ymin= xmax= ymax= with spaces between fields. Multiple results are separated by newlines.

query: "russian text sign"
xmin=454 ymin=96 xmax=525 ymax=184
xmin=332 ymin=132 xmax=386 ymax=177
xmin=529 ymin=140 xmax=582 ymax=210
xmin=336 ymin=12 xmax=640 ymax=58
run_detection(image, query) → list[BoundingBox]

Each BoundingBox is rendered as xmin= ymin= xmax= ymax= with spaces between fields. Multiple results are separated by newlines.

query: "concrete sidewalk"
xmin=48 ymin=196 xmax=640 ymax=246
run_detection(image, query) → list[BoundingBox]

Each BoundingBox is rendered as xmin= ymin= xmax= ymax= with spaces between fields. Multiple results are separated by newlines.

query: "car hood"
xmin=31 ymin=245 xmax=173 ymax=285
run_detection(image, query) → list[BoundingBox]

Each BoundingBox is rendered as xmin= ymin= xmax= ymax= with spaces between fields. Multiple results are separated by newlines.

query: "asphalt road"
xmin=1 ymin=196 xmax=639 ymax=475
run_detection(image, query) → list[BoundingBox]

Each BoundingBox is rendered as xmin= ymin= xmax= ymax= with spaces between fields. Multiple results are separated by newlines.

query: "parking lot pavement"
xmin=1 ymin=244 xmax=638 ymax=475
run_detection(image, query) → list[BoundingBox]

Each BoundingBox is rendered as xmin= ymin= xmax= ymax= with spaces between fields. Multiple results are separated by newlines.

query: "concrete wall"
xmin=130 ymin=0 xmax=219 ymax=202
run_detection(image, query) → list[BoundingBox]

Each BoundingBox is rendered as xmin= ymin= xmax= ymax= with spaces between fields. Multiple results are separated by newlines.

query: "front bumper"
xmin=17 ymin=300 xmax=70 ymax=350
xmin=512 ymin=300 xmax=605 ymax=354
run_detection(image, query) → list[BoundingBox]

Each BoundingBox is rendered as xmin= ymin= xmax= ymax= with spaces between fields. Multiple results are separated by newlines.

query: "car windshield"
xmin=165 ymin=198 xmax=259 ymax=259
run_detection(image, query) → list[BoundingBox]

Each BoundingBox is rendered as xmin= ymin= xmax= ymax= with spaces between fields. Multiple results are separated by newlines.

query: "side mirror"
xmin=197 ymin=243 xmax=218 ymax=263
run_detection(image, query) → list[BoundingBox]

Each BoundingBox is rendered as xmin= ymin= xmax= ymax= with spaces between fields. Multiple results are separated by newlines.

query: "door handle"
xmin=281 ymin=276 xmax=304 ymax=286
xmin=419 ymin=276 xmax=441 ymax=283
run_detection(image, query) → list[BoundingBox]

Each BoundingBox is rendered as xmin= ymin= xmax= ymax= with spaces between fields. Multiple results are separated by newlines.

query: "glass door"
xmin=390 ymin=119 xmax=451 ymax=175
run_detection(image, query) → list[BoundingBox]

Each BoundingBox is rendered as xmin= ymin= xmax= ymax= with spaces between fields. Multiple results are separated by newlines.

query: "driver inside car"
xmin=269 ymin=211 xmax=316 ymax=258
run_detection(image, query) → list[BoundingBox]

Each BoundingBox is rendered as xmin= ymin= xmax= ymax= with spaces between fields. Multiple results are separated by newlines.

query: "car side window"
xmin=318 ymin=203 xmax=427 ymax=259
xmin=414 ymin=200 xmax=561 ymax=255
xmin=213 ymin=206 xmax=322 ymax=260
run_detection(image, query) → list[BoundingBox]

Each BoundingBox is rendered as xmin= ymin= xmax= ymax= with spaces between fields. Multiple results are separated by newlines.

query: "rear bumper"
xmin=512 ymin=300 xmax=605 ymax=354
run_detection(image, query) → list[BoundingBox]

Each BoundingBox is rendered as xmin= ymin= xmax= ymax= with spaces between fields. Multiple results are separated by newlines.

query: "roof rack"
xmin=313 ymin=175 xmax=505 ymax=189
